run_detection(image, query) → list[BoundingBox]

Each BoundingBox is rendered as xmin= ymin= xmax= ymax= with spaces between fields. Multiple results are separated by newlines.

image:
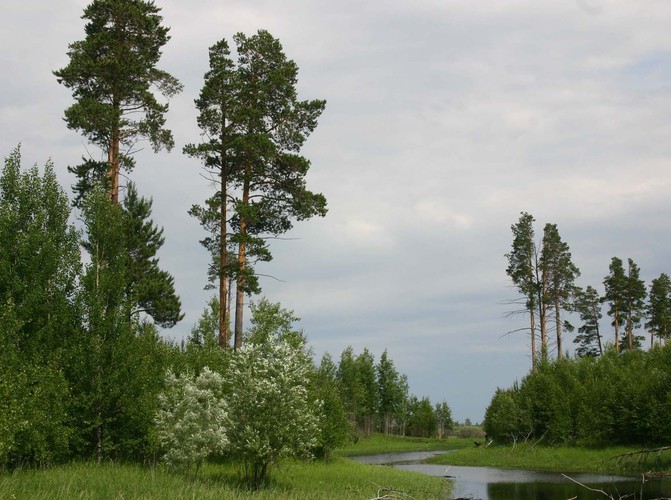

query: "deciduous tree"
xmin=376 ymin=350 xmax=403 ymax=435
xmin=0 ymin=147 xmax=80 ymax=467
xmin=155 ymin=368 xmax=228 ymax=477
xmin=226 ymin=319 xmax=319 ymax=487
xmin=434 ymin=401 xmax=454 ymax=439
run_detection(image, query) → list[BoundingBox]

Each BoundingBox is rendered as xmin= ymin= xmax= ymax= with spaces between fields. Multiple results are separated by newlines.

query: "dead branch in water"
xmin=561 ymin=474 xmax=611 ymax=498
xmin=606 ymin=446 xmax=671 ymax=468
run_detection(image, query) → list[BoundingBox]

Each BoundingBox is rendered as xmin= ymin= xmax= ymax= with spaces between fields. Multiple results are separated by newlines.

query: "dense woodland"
xmin=0 ymin=0 xmax=454 ymax=485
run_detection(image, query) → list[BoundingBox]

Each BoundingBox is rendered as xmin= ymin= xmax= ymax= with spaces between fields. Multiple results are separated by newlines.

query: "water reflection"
xmin=352 ymin=452 xmax=671 ymax=500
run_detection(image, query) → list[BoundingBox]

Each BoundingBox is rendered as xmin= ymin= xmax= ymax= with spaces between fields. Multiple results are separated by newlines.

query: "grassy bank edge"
xmin=336 ymin=434 xmax=472 ymax=457
xmin=427 ymin=443 xmax=671 ymax=475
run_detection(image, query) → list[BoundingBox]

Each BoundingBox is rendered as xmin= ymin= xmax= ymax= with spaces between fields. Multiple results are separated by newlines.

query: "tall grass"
xmin=0 ymin=458 xmax=450 ymax=499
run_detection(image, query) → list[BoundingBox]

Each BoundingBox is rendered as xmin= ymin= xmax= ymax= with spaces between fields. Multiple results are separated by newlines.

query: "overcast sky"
xmin=2 ymin=0 xmax=671 ymax=422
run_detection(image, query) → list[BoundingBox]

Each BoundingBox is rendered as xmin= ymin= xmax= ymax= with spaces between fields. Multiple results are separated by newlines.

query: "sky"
xmin=2 ymin=0 xmax=671 ymax=422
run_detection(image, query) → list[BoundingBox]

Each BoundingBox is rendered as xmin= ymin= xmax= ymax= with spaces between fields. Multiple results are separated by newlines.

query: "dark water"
xmin=352 ymin=451 xmax=671 ymax=499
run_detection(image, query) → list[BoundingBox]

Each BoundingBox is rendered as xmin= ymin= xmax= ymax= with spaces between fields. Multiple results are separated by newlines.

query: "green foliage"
xmin=0 ymin=459 xmax=450 ymax=500
xmin=0 ymin=147 xmax=81 ymax=357
xmin=183 ymin=297 xmax=229 ymax=374
xmin=647 ymin=273 xmax=671 ymax=345
xmin=434 ymin=401 xmax=454 ymax=438
xmin=620 ymin=258 xmax=647 ymax=351
xmin=155 ymin=368 xmax=228 ymax=475
xmin=505 ymin=213 xmax=538 ymax=354
xmin=245 ymin=297 xmax=305 ymax=347
xmin=406 ymin=397 xmax=437 ymax=438
xmin=603 ymin=257 xmax=628 ymax=350
xmin=54 ymin=0 xmax=182 ymax=173
xmin=123 ymin=183 xmax=183 ymax=328
xmin=506 ymin=214 xmax=581 ymax=365
xmin=335 ymin=346 xmax=445 ymax=439
xmin=225 ymin=329 xmax=319 ymax=487
xmin=71 ymin=188 xmax=176 ymax=461
xmin=484 ymin=345 xmax=671 ymax=446
xmin=376 ymin=350 xmax=404 ymax=435
xmin=572 ymin=285 xmax=604 ymax=357
xmin=540 ymin=223 xmax=580 ymax=359
xmin=310 ymin=353 xmax=352 ymax=460
xmin=0 ymin=148 xmax=80 ymax=468
xmin=185 ymin=30 xmax=327 ymax=347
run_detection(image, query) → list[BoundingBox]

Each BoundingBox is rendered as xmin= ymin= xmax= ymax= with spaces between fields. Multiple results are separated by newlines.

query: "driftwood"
xmin=368 ymin=482 xmax=415 ymax=499
xmin=561 ymin=473 xmax=612 ymax=498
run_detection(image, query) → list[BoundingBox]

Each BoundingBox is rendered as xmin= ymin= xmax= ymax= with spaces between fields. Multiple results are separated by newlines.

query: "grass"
xmin=427 ymin=442 xmax=671 ymax=474
xmin=336 ymin=433 xmax=472 ymax=457
xmin=0 ymin=457 xmax=450 ymax=499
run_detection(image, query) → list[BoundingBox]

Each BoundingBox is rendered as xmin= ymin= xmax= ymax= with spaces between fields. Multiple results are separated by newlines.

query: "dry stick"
xmin=561 ymin=474 xmax=612 ymax=498
xmin=530 ymin=430 xmax=548 ymax=450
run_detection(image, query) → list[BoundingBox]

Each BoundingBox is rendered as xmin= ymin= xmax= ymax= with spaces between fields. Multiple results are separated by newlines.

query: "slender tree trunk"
xmin=627 ymin=301 xmax=634 ymax=351
xmin=535 ymin=262 xmax=548 ymax=362
xmin=555 ymin=299 xmax=562 ymax=361
xmin=614 ymin=303 xmax=620 ymax=353
xmin=234 ymin=163 xmax=251 ymax=350
xmin=594 ymin=301 xmax=603 ymax=356
xmin=219 ymin=152 xmax=228 ymax=349
xmin=528 ymin=251 xmax=537 ymax=370
xmin=530 ymin=304 xmax=537 ymax=370
xmin=108 ymin=125 xmax=120 ymax=204
xmin=96 ymin=422 xmax=103 ymax=464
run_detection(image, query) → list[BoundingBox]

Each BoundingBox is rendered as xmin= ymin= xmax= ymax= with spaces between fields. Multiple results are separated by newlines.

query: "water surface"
xmin=352 ymin=451 xmax=671 ymax=499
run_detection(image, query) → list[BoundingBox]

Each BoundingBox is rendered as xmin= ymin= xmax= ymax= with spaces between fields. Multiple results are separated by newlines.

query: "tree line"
xmin=324 ymin=346 xmax=453 ymax=440
xmin=494 ymin=211 xmax=671 ymax=447
xmin=506 ymin=212 xmax=670 ymax=368
xmin=483 ymin=345 xmax=671 ymax=446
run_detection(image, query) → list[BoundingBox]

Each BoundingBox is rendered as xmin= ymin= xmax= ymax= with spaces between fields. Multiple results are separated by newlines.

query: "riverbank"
xmin=427 ymin=442 xmax=671 ymax=475
xmin=337 ymin=434 xmax=472 ymax=457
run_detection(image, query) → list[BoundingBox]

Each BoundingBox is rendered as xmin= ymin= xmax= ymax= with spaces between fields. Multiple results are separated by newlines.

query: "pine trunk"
xmin=108 ymin=126 xmax=120 ymax=204
xmin=219 ymin=151 xmax=228 ymax=349
xmin=555 ymin=299 xmax=562 ymax=360
xmin=234 ymin=163 xmax=251 ymax=350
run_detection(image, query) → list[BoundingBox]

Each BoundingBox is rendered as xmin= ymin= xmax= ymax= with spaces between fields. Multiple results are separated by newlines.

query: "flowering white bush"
xmin=225 ymin=339 xmax=320 ymax=487
xmin=155 ymin=300 xmax=322 ymax=487
xmin=155 ymin=368 xmax=228 ymax=475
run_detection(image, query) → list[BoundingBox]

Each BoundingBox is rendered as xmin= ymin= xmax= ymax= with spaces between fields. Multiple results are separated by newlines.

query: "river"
xmin=351 ymin=451 xmax=671 ymax=499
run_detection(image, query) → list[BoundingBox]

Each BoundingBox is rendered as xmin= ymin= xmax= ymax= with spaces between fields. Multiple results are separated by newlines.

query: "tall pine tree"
xmin=186 ymin=31 xmax=326 ymax=350
xmin=646 ymin=273 xmax=671 ymax=346
xmin=54 ymin=0 xmax=182 ymax=203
